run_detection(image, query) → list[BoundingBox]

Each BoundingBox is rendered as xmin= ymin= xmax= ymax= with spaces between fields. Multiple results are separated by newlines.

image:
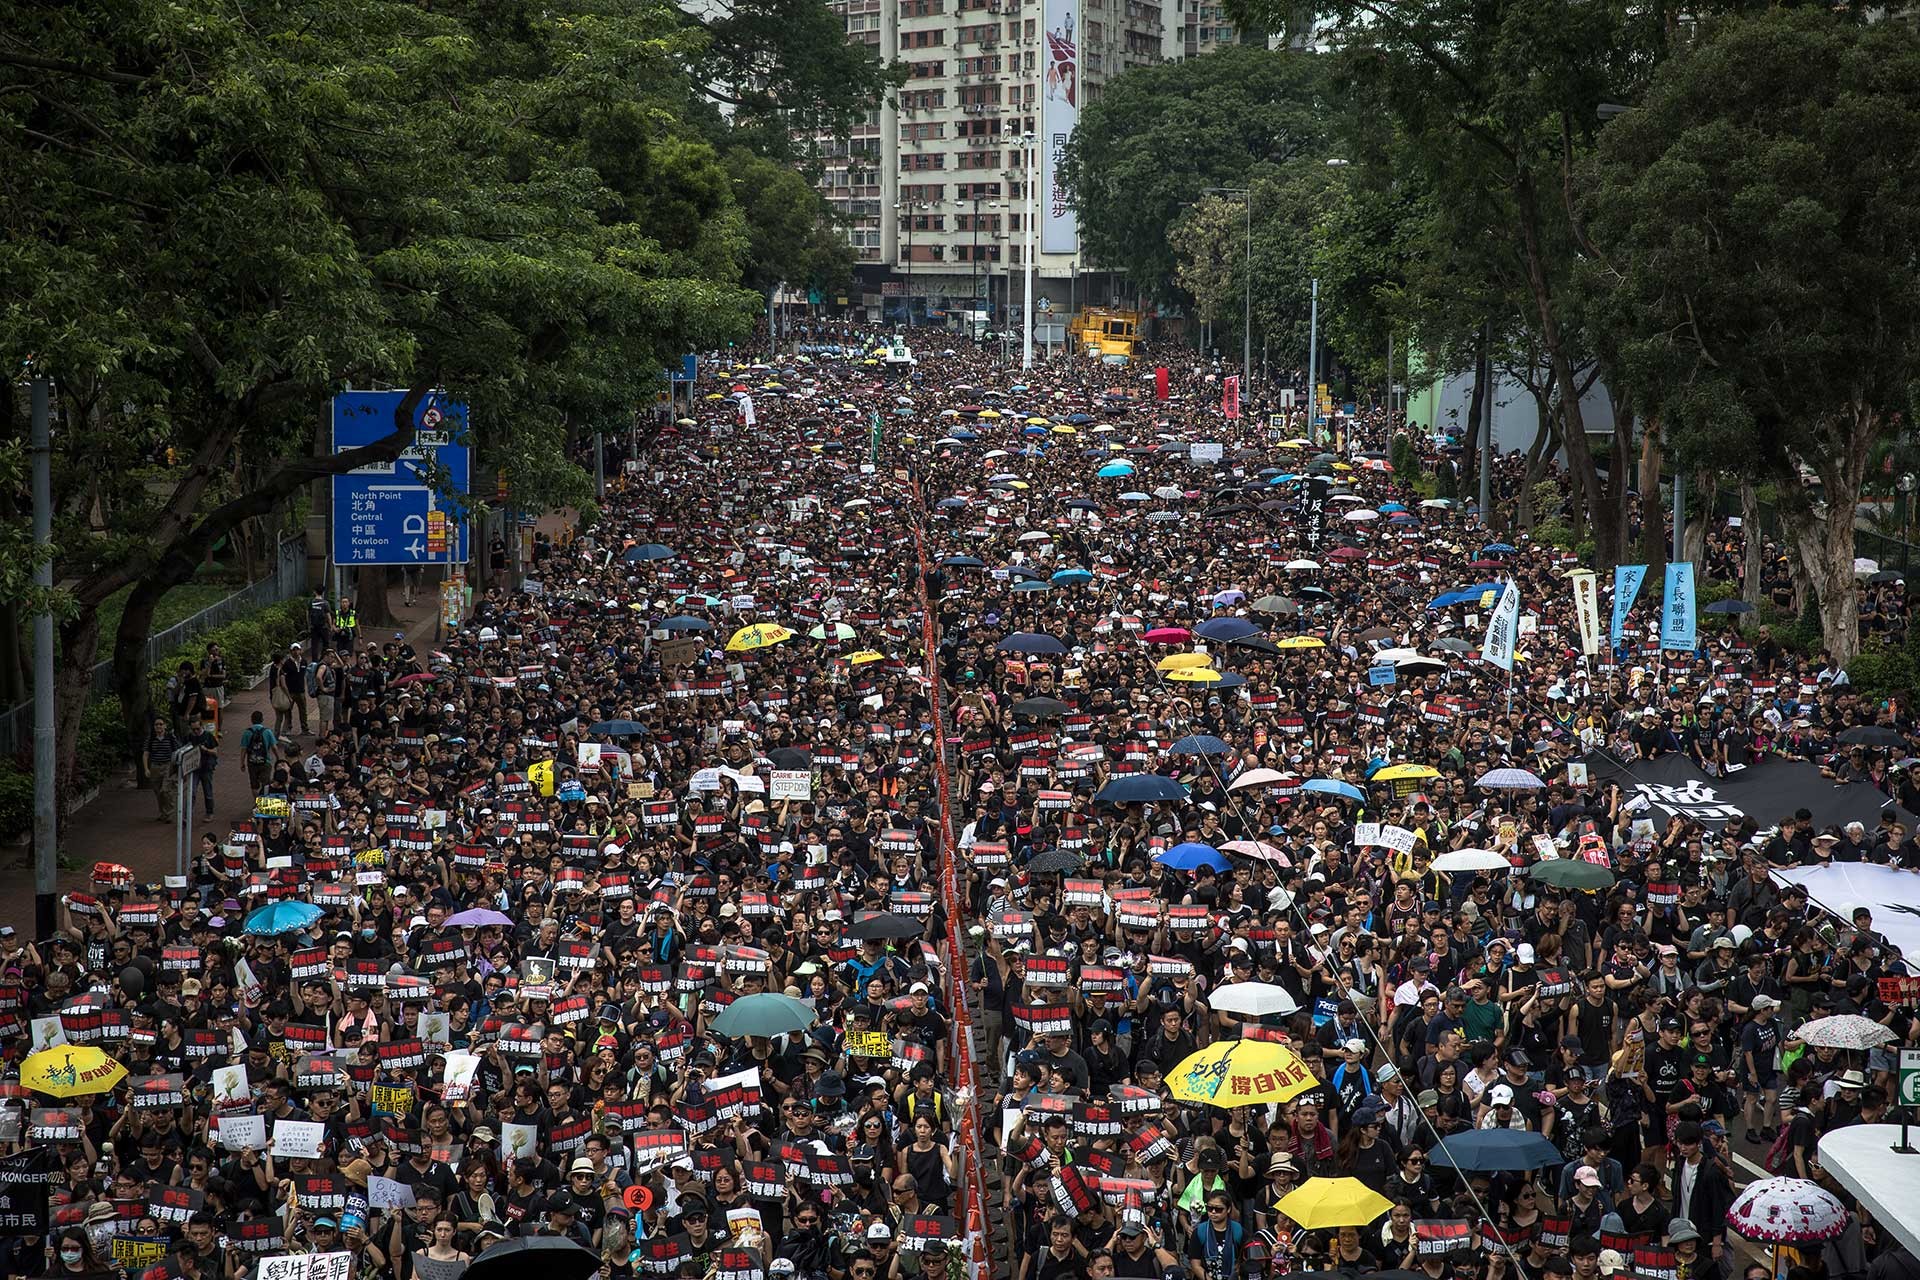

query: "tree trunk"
xmin=1637 ymin=417 xmax=1666 ymax=574
xmin=1514 ymin=385 xmax=1554 ymax=531
xmin=1683 ymin=471 xmax=1715 ymax=566
xmin=113 ymin=578 xmax=169 ymax=783
xmin=1460 ymin=335 xmax=1489 ymax=500
xmin=1740 ymin=482 xmax=1765 ymax=608
xmin=356 ymin=566 xmax=401 ymax=628
xmin=1787 ymin=502 xmax=1860 ymax=663
xmin=54 ymin=613 xmax=101 ymax=794
xmin=0 ymin=604 xmax=23 ymax=706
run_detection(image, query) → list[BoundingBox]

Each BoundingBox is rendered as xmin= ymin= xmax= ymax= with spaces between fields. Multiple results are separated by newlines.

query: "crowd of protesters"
xmin=4 ymin=329 xmax=1919 ymax=1280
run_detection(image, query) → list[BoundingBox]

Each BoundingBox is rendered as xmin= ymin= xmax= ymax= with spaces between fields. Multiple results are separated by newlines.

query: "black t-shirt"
xmin=1645 ymin=1043 xmax=1688 ymax=1103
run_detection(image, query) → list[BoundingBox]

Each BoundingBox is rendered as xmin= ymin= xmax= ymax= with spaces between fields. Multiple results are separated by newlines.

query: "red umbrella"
xmin=391 ymin=672 xmax=439 ymax=687
xmin=1141 ymin=627 xmax=1193 ymax=644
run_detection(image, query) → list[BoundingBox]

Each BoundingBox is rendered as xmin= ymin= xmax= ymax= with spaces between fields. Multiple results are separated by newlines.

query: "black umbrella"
xmin=1026 ymin=848 xmax=1085 ymax=875
xmin=1839 ymin=725 xmax=1905 ymax=747
xmin=1013 ymin=696 xmax=1071 ymax=720
xmin=848 ymin=911 xmax=925 ymax=941
xmin=1227 ymin=636 xmax=1282 ymax=656
xmin=466 ymin=1237 xmax=601 ymax=1280
xmin=1870 ymin=569 xmax=1906 ymax=584
xmin=765 ymin=747 xmax=812 ymax=770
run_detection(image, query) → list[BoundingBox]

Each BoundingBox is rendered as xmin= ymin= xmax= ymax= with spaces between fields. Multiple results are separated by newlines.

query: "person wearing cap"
xmin=1106 ymin=1207 xmax=1175 ymax=1278
xmin=1739 ymin=993 xmax=1783 ymax=1143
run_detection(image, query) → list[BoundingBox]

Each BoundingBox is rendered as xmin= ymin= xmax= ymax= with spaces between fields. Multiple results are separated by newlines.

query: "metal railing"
xmin=0 ymin=535 xmax=307 ymax=756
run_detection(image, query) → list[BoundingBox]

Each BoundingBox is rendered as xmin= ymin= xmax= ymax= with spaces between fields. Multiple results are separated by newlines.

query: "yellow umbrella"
xmin=1026 ymin=416 xmax=1049 ymax=425
xmin=845 ymin=650 xmax=887 ymax=666
xmin=1166 ymin=668 xmax=1222 ymax=683
xmin=978 ymin=409 xmax=1002 ymax=419
xmin=704 ymin=393 xmax=725 ymax=401
xmin=1274 ymin=1177 xmax=1396 ymax=1230
xmin=1167 ymin=1041 xmax=1316 ymax=1108
xmin=1003 ymin=480 xmax=1030 ymax=490
xmin=726 ymin=622 xmax=796 ymax=653
xmin=1156 ymin=653 xmax=1212 ymax=672
xmin=1373 ymin=764 xmax=1439 ymax=782
xmin=1331 ymin=462 xmax=1353 ymax=471
xmin=528 ymin=759 xmax=556 ymax=797
xmin=1051 ymin=425 xmax=1077 ymax=435
xmin=1275 ymin=635 xmax=1325 ymax=649
xmin=23 ymin=1045 xmax=128 ymax=1098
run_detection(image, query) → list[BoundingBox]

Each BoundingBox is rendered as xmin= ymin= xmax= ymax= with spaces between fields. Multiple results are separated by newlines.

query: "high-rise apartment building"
xmin=811 ymin=0 xmax=1168 ymax=326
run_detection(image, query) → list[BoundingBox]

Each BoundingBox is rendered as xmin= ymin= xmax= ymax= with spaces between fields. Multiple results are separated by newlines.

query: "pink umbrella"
xmin=1142 ymin=627 xmax=1192 ymax=644
xmin=1221 ymin=839 xmax=1291 ymax=866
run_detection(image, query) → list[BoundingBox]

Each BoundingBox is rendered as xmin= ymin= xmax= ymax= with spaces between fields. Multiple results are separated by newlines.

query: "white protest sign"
xmin=259 ymin=1253 xmax=354 ymax=1280
xmin=270 ymin=1118 xmax=326 ymax=1160
xmin=29 ymin=1016 xmax=67 ymax=1053
xmin=211 ymin=1064 xmax=251 ymax=1109
xmin=416 ymin=1012 xmax=451 ymax=1048
xmin=1353 ymin=822 xmax=1381 ymax=849
xmin=217 ymin=1112 xmax=266 ymax=1152
xmin=1376 ymin=825 xmax=1419 ymax=857
xmin=1190 ymin=441 xmax=1224 ymax=464
xmin=367 ymin=1175 xmax=417 ymax=1209
xmin=769 ymin=770 xmax=813 ymax=802
xmin=577 ymin=743 xmax=602 ymax=770
xmin=441 ymin=1052 xmax=480 ymax=1103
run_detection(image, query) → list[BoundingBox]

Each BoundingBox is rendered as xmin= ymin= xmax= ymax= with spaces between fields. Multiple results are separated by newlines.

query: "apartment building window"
xmin=902 ymin=28 xmax=945 ymax=48
xmin=901 ymin=153 xmax=947 ymax=171
xmin=901 ymin=0 xmax=944 ymax=13
xmin=910 ymin=60 xmax=945 ymax=77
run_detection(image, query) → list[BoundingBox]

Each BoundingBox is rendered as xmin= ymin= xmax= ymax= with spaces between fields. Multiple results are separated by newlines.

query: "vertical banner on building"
xmin=1482 ymin=580 xmax=1521 ymax=672
xmin=1040 ymin=0 xmax=1079 ymax=255
xmin=1154 ymin=367 xmax=1169 ymax=401
xmin=1569 ymin=570 xmax=1602 ymax=657
xmin=1610 ymin=564 xmax=1648 ymax=647
xmin=1662 ymin=561 xmax=1697 ymax=651
xmin=1222 ymin=375 xmax=1241 ymax=420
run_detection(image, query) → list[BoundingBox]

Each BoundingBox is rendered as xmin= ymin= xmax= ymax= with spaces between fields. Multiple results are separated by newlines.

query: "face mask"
xmin=62 ymin=1249 xmax=84 ymax=1264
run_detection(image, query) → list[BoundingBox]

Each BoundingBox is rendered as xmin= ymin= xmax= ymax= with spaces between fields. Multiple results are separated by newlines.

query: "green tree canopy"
xmin=1060 ymin=46 xmax=1332 ymax=303
xmin=1578 ymin=7 xmax=1920 ymax=661
xmin=0 ymin=0 xmax=781 ymax=784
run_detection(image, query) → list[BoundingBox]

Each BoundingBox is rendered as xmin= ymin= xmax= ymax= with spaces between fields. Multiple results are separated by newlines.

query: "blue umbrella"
xmin=588 ymin=719 xmax=647 ymax=736
xmin=1428 ymin=1129 xmax=1562 ymax=1172
xmin=1157 ymin=842 xmax=1231 ymax=872
xmin=1169 ymin=733 xmax=1232 ymax=755
xmin=659 ymin=616 xmax=711 ymax=632
xmin=941 ymin=555 xmax=986 ymax=568
xmin=1379 ymin=502 xmax=1407 ymax=513
xmin=1006 ymin=564 xmax=1047 ymax=580
xmin=244 ymin=900 xmax=324 ymax=937
xmin=950 ymin=429 xmax=977 ymax=440
xmin=623 ymin=543 xmax=676 ymax=562
xmin=1051 ymin=568 xmax=1093 ymax=585
xmin=1479 ymin=543 xmax=1517 ymax=556
xmin=1300 ymin=778 xmax=1365 ymax=803
xmin=1097 ymin=462 xmax=1135 ymax=478
xmin=1094 ymin=774 xmax=1189 ymax=804
xmin=1118 ymin=491 xmax=1150 ymax=502
xmin=936 ymin=496 xmax=970 ymax=508
xmin=997 ymin=632 xmax=1068 ymax=655
xmin=1213 ymin=671 xmax=1249 ymax=688
xmin=1196 ymin=617 xmax=1259 ymax=641
xmin=1012 ymin=579 xmax=1051 ymax=592
xmin=1067 ymin=413 xmax=1094 ymax=424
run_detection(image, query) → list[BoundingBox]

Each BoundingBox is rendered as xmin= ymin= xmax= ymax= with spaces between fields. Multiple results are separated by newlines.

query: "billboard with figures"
xmin=1041 ymin=0 xmax=1078 ymax=254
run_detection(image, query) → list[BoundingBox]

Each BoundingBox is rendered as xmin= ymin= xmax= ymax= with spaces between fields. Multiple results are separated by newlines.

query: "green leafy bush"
xmin=0 ymin=765 xmax=31 ymax=841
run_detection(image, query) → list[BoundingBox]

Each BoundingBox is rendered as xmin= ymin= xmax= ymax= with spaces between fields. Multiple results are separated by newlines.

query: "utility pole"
xmin=594 ymin=431 xmax=606 ymax=500
xmin=1022 ymin=133 xmax=1036 ymax=371
xmin=1479 ymin=324 xmax=1494 ymax=528
xmin=1307 ymin=277 xmax=1320 ymax=442
xmin=1672 ymin=472 xmax=1685 ymax=564
xmin=31 ymin=375 xmax=55 ymax=940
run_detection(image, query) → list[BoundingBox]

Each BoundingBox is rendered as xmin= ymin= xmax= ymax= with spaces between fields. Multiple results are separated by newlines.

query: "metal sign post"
xmin=172 ymin=744 xmax=201 ymax=878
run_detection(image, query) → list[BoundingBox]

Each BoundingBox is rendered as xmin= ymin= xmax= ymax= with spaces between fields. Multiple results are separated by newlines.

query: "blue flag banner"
xmin=1611 ymin=564 xmax=1648 ymax=646
xmin=1662 ymin=562 xmax=1697 ymax=652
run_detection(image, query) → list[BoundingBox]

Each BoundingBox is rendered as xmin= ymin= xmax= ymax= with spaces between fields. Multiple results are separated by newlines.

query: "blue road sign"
xmin=667 ymin=355 xmax=698 ymax=384
xmin=330 ymin=390 xmax=470 ymax=567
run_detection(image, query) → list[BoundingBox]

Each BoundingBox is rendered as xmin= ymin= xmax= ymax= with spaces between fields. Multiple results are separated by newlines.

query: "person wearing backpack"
xmin=312 ymin=652 xmax=341 ymax=734
xmin=238 ymin=710 xmax=279 ymax=796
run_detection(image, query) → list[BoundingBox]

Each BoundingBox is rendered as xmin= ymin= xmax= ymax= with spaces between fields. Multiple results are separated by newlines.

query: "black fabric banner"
xmin=1299 ymin=475 xmax=1331 ymax=554
xmin=1581 ymin=750 xmax=1912 ymax=835
xmin=0 ymin=1145 xmax=53 ymax=1235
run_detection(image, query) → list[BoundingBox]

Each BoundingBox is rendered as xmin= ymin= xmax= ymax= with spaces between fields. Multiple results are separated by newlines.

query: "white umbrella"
xmin=1371 ymin=647 xmax=1422 ymax=664
xmin=1153 ymin=486 xmax=1184 ymax=500
xmin=1285 ymin=559 xmax=1321 ymax=572
xmin=1726 ymin=1177 xmax=1850 ymax=1243
xmin=1342 ymin=508 xmax=1381 ymax=521
xmin=1792 ymin=1014 xmax=1897 ymax=1051
xmin=1017 ymin=530 xmax=1053 ymax=542
xmin=1430 ymin=849 xmax=1513 ymax=873
xmin=1228 ymin=767 xmax=1295 ymax=792
xmin=1476 ymin=767 xmax=1547 ymax=790
xmin=1208 ymin=982 xmax=1300 ymax=1018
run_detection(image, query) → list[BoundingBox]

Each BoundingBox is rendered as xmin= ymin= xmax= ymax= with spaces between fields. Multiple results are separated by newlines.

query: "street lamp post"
xmin=1020 ymin=132 xmax=1037 ymax=370
xmin=894 ymin=199 xmax=927 ymax=326
xmin=1202 ymin=186 xmax=1252 ymax=388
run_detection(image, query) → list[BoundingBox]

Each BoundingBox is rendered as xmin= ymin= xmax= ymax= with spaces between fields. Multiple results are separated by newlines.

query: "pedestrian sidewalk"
xmin=0 ymin=597 xmax=441 ymax=932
